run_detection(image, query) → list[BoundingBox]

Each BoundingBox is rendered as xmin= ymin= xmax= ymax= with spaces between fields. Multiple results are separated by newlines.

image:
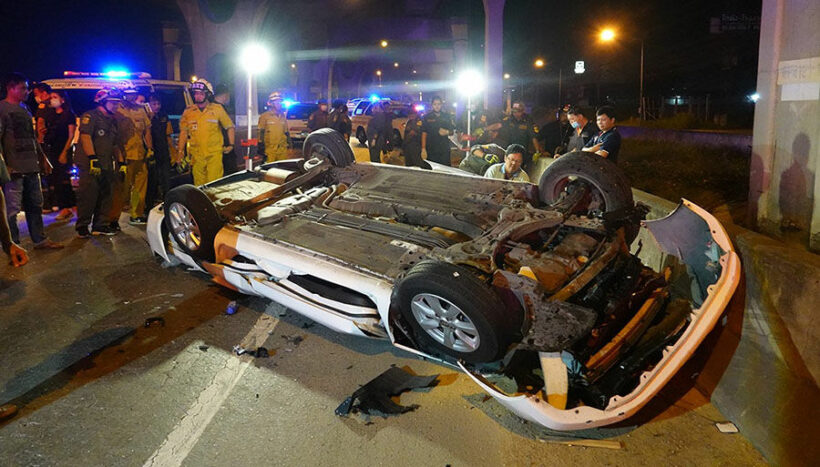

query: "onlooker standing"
xmin=0 ymin=72 xmax=62 ymax=250
xmin=328 ymin=99 xmax=352 ymax=141
xmin=483 ymin=144 xmax=530 ymax=182
xmin=421 ymin=96 xmax=454 ymax=166
xmin=144 ymin=94 xmax=174 ymax=215
xmin=582 ymin=106 xmax=622 ymax=163
xmin=0 ymin=140 xmax=28 ymax=266
xmin=258 ymin=92 xmax=289 ymax=162
xmin=563 ymin=106 xmax=598 ymax=154
xmin=213 ymin=83 xmax=237 ymax=175
xmin=31 ymin=82 xmax=53 ymax=145
xmin=75 ymin=88 xmax=123 ymax=237
xmin=44 ymin=90 xmax=77 ymax=220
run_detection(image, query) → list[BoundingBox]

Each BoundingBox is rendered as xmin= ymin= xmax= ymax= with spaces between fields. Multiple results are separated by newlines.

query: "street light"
xmin=534 ymin=58 xmax=545 ymax=68
xmin=380 ymin=39 xmax=388 ymax=48
xmin=455 ymin=69 xmax=485 ymax=147
xmin=393 ymin=62 xmax=399 ymax=68
xmin=375 ymin=69 xmax=382 ymax=87
xmin=503 ymin=73 xmax=510 ymax=80
xmin=239 ymin=42 xmax=271 ymax=170
xmin=600 ymin=28 xmax=616 ymax=42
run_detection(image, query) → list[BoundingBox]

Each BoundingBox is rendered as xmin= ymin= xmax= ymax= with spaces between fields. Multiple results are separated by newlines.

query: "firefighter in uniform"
xmin=75 ymin=88 xmax=123 ymax=237
xmin=177 ymin=79 xmax=235 ymax=185
xmin=420 ymin=96 xmax=454 ymax=166
xmin=257 ymin=92 xmax=289 ymax=162
xmin=328 ymin=99 xmax=352 ymax=141
xmin=498 ymin=101 xmax=542 ymax=166
xmin=307 ymin=99 xmax=329 ymax=132
xmin=116 ymin=85 xmax=153 ymax=224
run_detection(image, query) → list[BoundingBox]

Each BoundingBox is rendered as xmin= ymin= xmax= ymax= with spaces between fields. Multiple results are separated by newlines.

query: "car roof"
xmin=43 ymin=77 xmax=189 ymax=89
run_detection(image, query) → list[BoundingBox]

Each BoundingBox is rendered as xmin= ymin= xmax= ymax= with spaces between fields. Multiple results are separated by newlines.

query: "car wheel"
xmin=163 ymin=184 xmax=224 ymax=263
xmin=356 ymin=128 xmax=367 ymax=147
xmin=538 ymin=151 xmax=637 ymax=240
xmin=396 ymin=260 xmax=518 ymax=363
xmin=303 ymin=128 xmax=355 ymax=167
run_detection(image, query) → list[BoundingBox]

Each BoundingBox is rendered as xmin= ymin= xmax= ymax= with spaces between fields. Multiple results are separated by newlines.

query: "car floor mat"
xmin=335 ymin=366 xmax=439 ymax=417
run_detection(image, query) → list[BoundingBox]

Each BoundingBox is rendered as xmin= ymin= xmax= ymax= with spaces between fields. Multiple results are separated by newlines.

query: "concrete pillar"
xmin=483 ymin=0 xmax=505 ymax=113
xmin=161 ymin=23 xmax=182 ymax=81
xmin=750 ymin=0 xmax=820 ymax=251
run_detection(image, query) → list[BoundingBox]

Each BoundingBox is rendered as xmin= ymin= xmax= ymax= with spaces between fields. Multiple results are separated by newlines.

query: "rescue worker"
xmin=115 ymin=84 xmax=154 ymax=225
xmin=458 ymin=143 xmax=505 ymax=176
xmin=177 ymin=79 xmax=235 ymax=185
xmin=421 ymin=96 xmax=454 ymax=166
xmin=498 ymin=101 xmax=542 ymax=166
xmin=402 ymin=107 xmax=429 ymax=169
xmin=307 ymin=99 xmax=329 ymax=132
xmin=74 ymin=88 xmax=123 ymax=237
xmin=0 ymin=73 xmax=61 ymax=250
xmin=213 ymin=83 xmax=237 ymax=175
xmin=328 ymin=99 xmax=352 ymax=141
xmin=144 ymin=93 xmax=174 ymax=215
xmin=366 ymin=101 xmax=392 ymax=163
xmin=257 ymin=92 xmax=289 ymax=162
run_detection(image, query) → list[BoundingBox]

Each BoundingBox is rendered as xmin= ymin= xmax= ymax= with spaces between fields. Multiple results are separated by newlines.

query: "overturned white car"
xmin=147 ymin=129 xmax=740 ymax=430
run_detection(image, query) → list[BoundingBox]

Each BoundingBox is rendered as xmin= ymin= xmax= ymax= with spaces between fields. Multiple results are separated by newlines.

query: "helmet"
xmin=316 ymin=99 xmax=327 ymax=105
xmin=267 ymin=91 xmax=283 ymax=102
xmin=94 ymin=87 xmax=123 ymax=103
xmin=119 ymin=81 xmax=138 ymax=94
xmin=190 ymin=79 xmax=213 ymax=95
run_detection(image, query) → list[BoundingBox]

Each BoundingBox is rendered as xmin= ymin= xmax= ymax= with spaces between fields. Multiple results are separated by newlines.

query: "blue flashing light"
xmin=414 ymin=104 xmax=425 ymax=112
xmin=282 ymin=99 xmax=295 ymax=109
xmin=369 ymin=94 xmax=380 ymax=102
xmin=104 ymin=70 xmax=129 ymax=78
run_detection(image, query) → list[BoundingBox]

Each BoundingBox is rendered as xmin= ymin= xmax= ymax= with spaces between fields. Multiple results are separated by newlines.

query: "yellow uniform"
xmin=180 ymin=102 xmax=234 ymax=185
xmin=115 ymin=103 xmax=152 ymax=219
xmin=257 ymin=110 xmax=289 ymax=162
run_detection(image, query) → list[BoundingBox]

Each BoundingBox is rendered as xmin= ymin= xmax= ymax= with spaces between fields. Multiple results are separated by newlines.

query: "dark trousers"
xmin=76 ymin=169 xmax=114 ymax=232
xmin=145 ymin=159 xmax=171 ymax=217
xmin=222 ymin=149 xmax=238 ymax=176
xmin=369 ymin=135 xmax=389 ymax=163
xmin=403 ymin=142 xmax=430 ymax=169
xmin=426 ymin=147 xmax=451 ymax=166
xmin=46 ymin=150 xmax=76 ymax=209
xmin=3 ymin=173 xmax=47 ymax=244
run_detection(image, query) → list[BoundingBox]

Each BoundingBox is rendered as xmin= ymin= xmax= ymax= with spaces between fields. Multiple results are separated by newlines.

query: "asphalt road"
xmin=0 ymin=144 xmax=766 ymax=466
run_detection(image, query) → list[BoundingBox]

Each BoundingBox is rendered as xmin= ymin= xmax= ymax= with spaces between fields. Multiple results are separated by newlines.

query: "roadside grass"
xmin=619 ymin=139 xmax=750 ymax=223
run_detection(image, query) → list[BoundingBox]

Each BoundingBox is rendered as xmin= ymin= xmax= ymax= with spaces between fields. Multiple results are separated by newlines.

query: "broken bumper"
xmin=460 ymin=200 xmax=741 ymax=430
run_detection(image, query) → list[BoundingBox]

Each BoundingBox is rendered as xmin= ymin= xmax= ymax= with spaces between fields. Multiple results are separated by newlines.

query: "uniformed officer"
xmin=366 ymin=101 xmax=392 ymax=163
xmin=498 ymin=101 xmax=542 ymax=165
xmin=402 ymin=107 xmax=428 ymax=169
xmin=421 ymin=96 xmax=454 ymax=166
xmin=144 ymin=93 xmax=174 ymax=215
xmin=307 ymin=99 xmax=329 ymax=132
xmin=328 ymin=99 xmax=352 ymax=141
xmin=75 ymin=88 xmax=123 ymax=237
xmin=257 ymin=92 xmax=289 ymax=162
xmin=177 ymin=79 xmax=235 ymax=185
xmin=116 ymin=84 xmax=154 ymax=225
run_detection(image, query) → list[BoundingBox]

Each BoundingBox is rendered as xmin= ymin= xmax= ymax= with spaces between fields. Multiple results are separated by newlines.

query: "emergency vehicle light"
xmin=282 ymin=99 xmax=295 ymax=109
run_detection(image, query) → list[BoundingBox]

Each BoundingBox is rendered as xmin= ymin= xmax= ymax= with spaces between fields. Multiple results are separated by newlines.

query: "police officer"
xmin=144 ymin=93 xmax=174 ymax=215
xmin=307 ymin=99 xmax=329 ymax=132
xmin=75 ymin=88 xmax=123 ymax=237
xmin=402 ymin=107 xmax=428 ymax=169
xmin=257 ymin=92 xmax=289 ymax=162
xmin=366 ymin=101 xmax=392 ymax=163
xmin=421 ymin=96 xmax=454 ymax=166
xmin=498 ymin=101 xmax=542 ymax=165
xmin=116 ymin=84 xmax=154 ymax=225
xmin=177 ymin=79 xmax=235 ymax=185
xmin=328 ymin=99 xmax=352 ymax=141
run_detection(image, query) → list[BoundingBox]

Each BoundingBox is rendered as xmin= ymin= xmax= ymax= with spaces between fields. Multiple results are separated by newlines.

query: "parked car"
xmin=351 ymin=100 xmax=410 ymax=147
xmin=147 ymin=129 xmax=740 ymax=431
xmin=285 ymin=103 xmax=319 ymax=144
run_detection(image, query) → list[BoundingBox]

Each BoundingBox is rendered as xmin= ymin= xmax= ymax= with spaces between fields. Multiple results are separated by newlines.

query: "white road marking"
xmin=143 ymin=314 xmax=278 ymax=467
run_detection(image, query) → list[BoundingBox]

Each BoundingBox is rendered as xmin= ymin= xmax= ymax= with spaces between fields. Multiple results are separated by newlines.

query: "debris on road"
xmin=225 ymin=301 xmax=238 ymax=315
xmin=540 ymin=438 xmax=623 ymax=450
xmin=0 ymin=403 xmax=19 ymax=421
xmin=198 ymin=345 xmax=209 ymax=352
xmin=335 ymin=366 xmax=439 ymax=418
xmin=281 ymin=335 xmax=304 ymax=346
xmin=716 ymin=422 xmax=739 ymax=433
xmin=144 ymin=317 xmax=165 ymax=328
xmin=233 ymin=345 xmax=271 ymax=358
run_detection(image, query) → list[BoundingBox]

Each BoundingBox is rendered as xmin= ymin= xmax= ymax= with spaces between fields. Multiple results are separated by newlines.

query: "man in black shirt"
xmin=561 ymin=106 xmax=598 ymax=154
xmin=582 ymin=106 xmax=622 ymax=163
xmin=144 ymin=94 xmax=174 ymax=216
xmin=421 ymin=96 xmax=454 ymax=166
xmin=328 ymin=99 xmax=352 ymax=141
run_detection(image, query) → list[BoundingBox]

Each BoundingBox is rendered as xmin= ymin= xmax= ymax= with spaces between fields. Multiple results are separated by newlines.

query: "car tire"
xmin=396 ymin=260 xmax=518 ymax=363
xmin=303 ymin=128 xmax=355 ymax=167
xmin=356 ymin=128 xmax=367 ymax=147
xmin=538 ymin=151 xmax=637 ymax=240
xmin=163 ymin=184 xmax=224 ymax=263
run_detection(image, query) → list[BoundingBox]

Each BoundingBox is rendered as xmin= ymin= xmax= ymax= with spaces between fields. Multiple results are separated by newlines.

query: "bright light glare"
xmin=105 ymin=70 xmax=128 ymax=78
xmin=393 ymin=62 xmax=399 ymax=68
xmin=376 ymin=70 xmax=382 ymax=76
xmin=749 ymin=93 xmax=760 ymax=103
xmin=369 ymin=94 xmax=380 ymax=102
xmin=534 ymin=59 xmax=545 ymax=68
xmin=503 ymin=73 xmax=511 ymax=79
xmin=600 ymin=28 xmax=616 ymax=42
xmin=282 ymin=99 xmax=295 ymax=108
xmin=380 ymin=40 xmax=388 ymax=48
xmin=414 ymin=104 xmax=425 ymax=112
xmin=240 ymin=43 xmax=271 ymax=74
xmin=455 ymin=69 xmax=485 ymax=97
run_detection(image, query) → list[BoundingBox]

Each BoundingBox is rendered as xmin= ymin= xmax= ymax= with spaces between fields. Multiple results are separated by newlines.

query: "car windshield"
xmin=287 ymin=104 xmax=318 ymax=119
xmin=151 ymin=85 xmax=187 ymax=117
